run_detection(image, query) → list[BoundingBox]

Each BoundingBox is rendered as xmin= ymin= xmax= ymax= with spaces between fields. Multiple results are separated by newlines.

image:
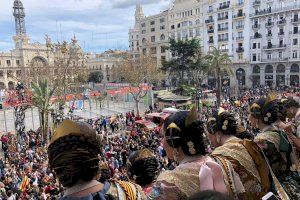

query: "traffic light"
xmin=0 ymin=103 xmax=2 ymax=110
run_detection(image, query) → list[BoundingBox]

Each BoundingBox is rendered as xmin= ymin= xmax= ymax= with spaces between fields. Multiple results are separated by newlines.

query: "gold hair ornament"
xmin=250 ymin=103 xmax=261 ymax=110
xmin=187 ymin=141 xmax=196 ymax=155
xmin=167 ymin=123 xmax=181 ymax=132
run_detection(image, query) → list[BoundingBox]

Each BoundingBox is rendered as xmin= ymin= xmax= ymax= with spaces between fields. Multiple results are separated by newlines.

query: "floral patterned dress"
xmin=255 ymin=130 xmax=300 ymax=199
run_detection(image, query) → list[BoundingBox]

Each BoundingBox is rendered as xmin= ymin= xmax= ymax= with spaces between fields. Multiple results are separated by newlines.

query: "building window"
xmin=151 ymin=36 xmax=155 ymax=42
xmin=16 ymin=60 xmax=20 ymax=66
xmin=150 ymin=21 xmax=155 ymax=25
xmin=142 ymin=48 xmax=147 ymax=55
xmin=141 ymin=23 xmax=146 ymax=27
xmin=294 ymin=26 xmax=298 ymax=34
xmin=6 ymin=60 xmax=11 ymax=66
xmin=160 ymin=34 xmax=165 ymax=41
xmin=293 ymin=50 xmax=298 ymax=58
xmin=208 ymin=6 xmax=213 ymax=12
xmin=151 ymin=28 xmax=155 ymax=32
xmin=161 ymin=46 xmax=166 ymax=53
xmin=0 ymin=71 xmax=3 ymax=77
xmin=293 ymin=38 xmax=298 ymax=45
xmin=150 ymin=47 xmax=157 ymax=54
xmin=258 ymin=43 xmax=260 ymax=49
xmin=238 ymin=54 xmax=243 ymax=60
xmin=142 ymin=30 xmax=146 ymax=34
xmin=267 ymin=53 xmax=272 ymax=60
xmin=189 ymin=29 xmax=193 ymax=37
xmin=279 ymin=52 xmax=282 ymax=59
xmin=171 ymin=25 xmax=175 ymax=29
xmin=160 ymin=25 xmax=165 ymax=30
xmin=160 ymin=18 xmax=165 ymax=23
xmin=252 ymin=54 xmax=257 ymax=61
xmin=252 ymin=43 xmax=257 ymax=49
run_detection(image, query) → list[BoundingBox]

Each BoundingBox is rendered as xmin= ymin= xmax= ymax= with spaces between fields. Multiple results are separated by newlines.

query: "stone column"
xmin=3 ymin=69 xmax=8 ymax=89
xmin=286 ymin=65 xmax=291 ymax=86
xmin=260 ymin=65 xmax=265 ymax=85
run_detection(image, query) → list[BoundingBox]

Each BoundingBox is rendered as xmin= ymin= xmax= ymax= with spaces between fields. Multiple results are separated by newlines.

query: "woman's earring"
xmin=216 ymin=135 xmax=221 ymax=144
xmin=173 ymin=149 xmax=179 ymax=163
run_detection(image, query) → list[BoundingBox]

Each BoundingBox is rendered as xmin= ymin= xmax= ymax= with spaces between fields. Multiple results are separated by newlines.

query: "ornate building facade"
xmin=129 ymin=0 xmax=300 ymax=88
xmin=0 ymin=0 xmax=85 ymax=90
xmin=87 ymin=50 xmax=127 ymax=83
xmin=0 ymin=0 xmax=53 ymax=90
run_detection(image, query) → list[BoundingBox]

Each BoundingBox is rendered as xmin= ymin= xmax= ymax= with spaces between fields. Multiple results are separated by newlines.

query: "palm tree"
xmin=31 ymin=79 xmax=56 ymax=144
xmin=205 ymin=47 xmax=233 ymax=106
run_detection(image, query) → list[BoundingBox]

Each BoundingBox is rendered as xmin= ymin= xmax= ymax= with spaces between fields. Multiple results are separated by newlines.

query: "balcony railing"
xmin=253 ymin=0 xmax=261 ymax=6
xmin=278 ymin=32 xmax=285 ymax=36
xmin=236 ymin=36 xmax=244 ymax=40
xmin=289 ymin=31 xmax=300 ymax=34
xmin=277 ymin=19 xmax=286 ymax=25
xmin=265 ymin=22 xmax=274 ymax=27
xmin=261 ymin=57 xmax=289 ymax=62
xmin=208 ymin=40 xmax=214 ymax=44
xmin=263 ymin=44 xmax=287 ymax=49
xmin=236 ymin=47 xmax=244 ymax=52
xmin=250 ymin=4 xmax=300 ymax=17
xmin=233 ymin=13 xmax=246 ymax=19
xmin=291 ymin=18 xmax=299 ymax=23
xmin=220 ymin=49 xmax=229 ymax=52
xmin=218 ymin=16 xmax=229 ymax=21
xmin=252 ymin=24 xmax=260 ymax=29
xmin=236 ymin=25 xmax=244 ymax=29
xmin=218 ymin=38 xmax=229 ymax=42
xmin=218 ymin=27 xmax=228 ymax=31
xmin=205 ymin=19 xmax=214 ymax=24
xmin=218 ymin=4 xmax=230 ymax=10
xmin=250 ymin=33 xmax=262 ymax=39
xmin=266 ymin=33 xmax=272 ymax=37
xmin=208 ymin=29 xmax=214 ymax=33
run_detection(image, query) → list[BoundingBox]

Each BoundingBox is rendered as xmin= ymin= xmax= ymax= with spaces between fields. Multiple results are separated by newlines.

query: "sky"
xmin=0 ymin=0 xmax=171 ymax=53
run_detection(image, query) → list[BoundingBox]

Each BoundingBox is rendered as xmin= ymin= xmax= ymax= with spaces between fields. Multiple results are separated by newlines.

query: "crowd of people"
xmin=0 ymin=88 xmax=299 ymax=200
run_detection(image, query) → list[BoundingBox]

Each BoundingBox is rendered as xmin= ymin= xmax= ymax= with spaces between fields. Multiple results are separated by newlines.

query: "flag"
xmin=19 ymin=175 xmax=30 ymax=192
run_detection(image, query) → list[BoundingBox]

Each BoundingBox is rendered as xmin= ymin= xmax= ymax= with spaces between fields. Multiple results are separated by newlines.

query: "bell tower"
xmin=135 ymin=0 xmax=144 ymax=26
xmin=13 ymin=0 xmax=29 ymax=48
xmin=13 ymin=0 xmax=26 ymax=35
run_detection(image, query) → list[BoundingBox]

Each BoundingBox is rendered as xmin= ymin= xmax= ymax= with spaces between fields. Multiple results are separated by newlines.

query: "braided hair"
xmin=250 ymin=97 xmax=280 ymax=125
xmin=48 ymin=123 xmax=102 ymax=188
xmin=127 ymin=149 xmax=159 ymax=186
xmin=206 ymin=112 xmax=238 ymax=136
xmin=163 ymin=111 xmax=206 ymax=156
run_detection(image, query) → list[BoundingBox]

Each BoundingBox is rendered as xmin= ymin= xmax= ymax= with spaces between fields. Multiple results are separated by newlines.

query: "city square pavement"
xmin=0 ymin=100 xmax=147 ymax=133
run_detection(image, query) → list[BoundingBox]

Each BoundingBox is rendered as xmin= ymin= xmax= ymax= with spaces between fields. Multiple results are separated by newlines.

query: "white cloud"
xmin=111 ymin=0 xmax=170 ymax=8
xmin=0 ymin=0 xmax=170 ymax=52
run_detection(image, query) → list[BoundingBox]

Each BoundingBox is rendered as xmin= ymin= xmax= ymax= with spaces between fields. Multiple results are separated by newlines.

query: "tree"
xmin=88 ymin=71 xmax=103 ymax=83
xmin=119 ymin=53 xmax=162 ymax=116
xmin=31 ymin=79 xmax=56 ymax=144
xmin=204 ymin=47 xmax=233 ymax=106
xmin=162 ymin=38 xmax=202 ymax=85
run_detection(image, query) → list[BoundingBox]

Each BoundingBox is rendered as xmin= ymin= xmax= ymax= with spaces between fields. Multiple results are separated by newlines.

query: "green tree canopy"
xmin=204 ymin=47 xmax=233 ymax=106
xmin=162 ymin=38 xmax=204 ymax=85
xmin=88 ymin=71 xmax=103 ymax=83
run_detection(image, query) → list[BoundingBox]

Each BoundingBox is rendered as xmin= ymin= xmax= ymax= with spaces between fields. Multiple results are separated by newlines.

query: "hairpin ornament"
xmin=187 ymin=141 xmax=196 ymax=155
xmin=222 ymin=120 xmax=228 ymax=131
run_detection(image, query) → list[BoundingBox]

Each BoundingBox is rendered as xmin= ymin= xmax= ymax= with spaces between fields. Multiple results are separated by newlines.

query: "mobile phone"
xmin=262 ymin=192 xmax=279 ymax=200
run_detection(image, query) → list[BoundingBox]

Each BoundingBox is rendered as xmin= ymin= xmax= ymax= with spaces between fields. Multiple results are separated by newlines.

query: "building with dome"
xmin=0 ymin=0 xmax=85 ymax=90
